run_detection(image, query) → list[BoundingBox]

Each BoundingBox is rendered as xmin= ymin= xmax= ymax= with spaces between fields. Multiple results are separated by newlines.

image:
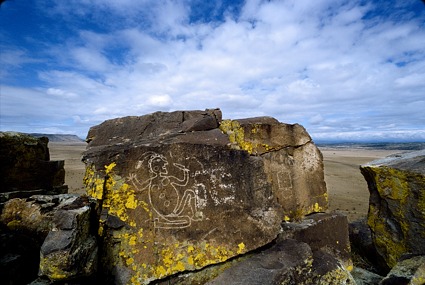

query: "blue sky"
xmin=1 ymin=0 xmax=424 ymax=142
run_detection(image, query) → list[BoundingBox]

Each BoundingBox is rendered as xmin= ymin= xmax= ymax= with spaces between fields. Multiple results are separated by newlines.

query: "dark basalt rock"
xmin=380 ymin=255 xmax=425 ymax=285
xmin=0 ymin=194 xmax=98 ymax=284
xmin=0 ymin=132 xmax=67 ymax=203
xmin=82 ymin=109 xmax=328 ymax=284
xmin=349 ymin=218 xmax=389 ymax=275
xmin=360 ymin=149 xmax=425 ymax=270
xmin=281 ymin=212 xmax=353 ymax=270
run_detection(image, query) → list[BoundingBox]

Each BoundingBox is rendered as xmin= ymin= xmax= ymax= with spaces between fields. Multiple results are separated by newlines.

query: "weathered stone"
xmin=153 ymin=254 xmax=252 ymax=285
xmin=0 ymin=132 xmax=67 ymax=198
xmin=0 ymin=225 xmax=41 ymax=284
xmin=380 ymin=255 xmax=425 ymax=285
xmin=360 ymin=150 xmax=425 ymax=269
xmin=82 ymin=109 xmax=328 ymax=284
xmin=220 ymin=117 xmax=327 ymax=218
xmin=0 ymin=198 xmax=53 ymax=241
xmin=204 ymin=242 xmax=356 ymax=285
xmin=39 ymin=196 xmax=98 ymax=281
xmin=0 ymin=194 xmax=91 ymax=284
xmin=0 ymin=195 xmax=85 ymax=239
xmin=349 ymin=218 xmax=388 ymax=274
xmin=155 ymin=213 xmax=354 ymax=285
xmin=308 ymin=250 xmax=356 ymax=285
xmin=351 ymin=267 xmax=383 ymax=285
xmin=85 ymin=109 xmax=222 ymax=146
xmin=280 ymin=212 xmax=353 ymax=270
xmin=205 ymin=239 xmax=313 ymax=285
xmin=0 ymin=194 xmax=97 ymax=284
xmin=28 ymin=277 xmax=54 ymax=285
xmin=181 ymin=109 xmax=222 ymax=132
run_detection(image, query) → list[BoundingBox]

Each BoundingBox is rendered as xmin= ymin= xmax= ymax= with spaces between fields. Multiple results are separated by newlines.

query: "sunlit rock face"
xmin=361 ymin=149 xmax=425 ymax=270
xmin=82 ymin=109 xmax=327 ymax=284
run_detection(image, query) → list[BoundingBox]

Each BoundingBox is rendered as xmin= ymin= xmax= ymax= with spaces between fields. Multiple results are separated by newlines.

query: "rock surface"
xmin=205 ymin=239 xmax=313 ymax=285
xmin=281 ymin=212 xmax=353 ymax=270
xmin=380 ymin=255 xmax=425 ymax=285
xmin=0 ymin=224 xmax=41 ymax=284
xmin=82 ymin=109 xmax=328 ymax=284
xmin=220 ymin=117 xmax=327 ymax=218
xmin=206 ymin=214 xmax=355 ymax=285
xmin=0 ymin=132 xmax=67 ymax=201
xmin=155 ymin=213 xmax=354 ymax=285
xmin=350 ymin=267 xmax=383 ymax=285
xmin=349 ymin=218 xmax=387 ymax=274
xmin=0 ymin=194 xmax=97 ymax=284
xmin=360 ymin=150 xmax=425 ymax=269
xmin=39 ymin=195 xmax=98 ymax=281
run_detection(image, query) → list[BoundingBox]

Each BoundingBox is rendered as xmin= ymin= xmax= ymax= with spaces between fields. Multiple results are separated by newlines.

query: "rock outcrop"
xmin=0 ymin=194 xmax=98 ymax=284
xmin=155 ymin=213 xmax=354 ymax=285
xmin=360 ymin=150 xmax=425 ymax=270
xmin=39 ymin=195 xmax=98 ymax=281
xmin=82 ymin=109 xmax=328 ymax=284
xmin=0 ymin=132 xmax=67 ymax=202
xmin=380 ymin=255 xmax=425 ymax=285
xmin=281 ymin=212 xmax=353 ymax=270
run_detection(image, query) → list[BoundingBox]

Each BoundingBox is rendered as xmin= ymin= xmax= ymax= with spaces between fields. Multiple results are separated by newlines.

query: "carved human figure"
xmin=128 ymin=152 xmax=201 ymax=229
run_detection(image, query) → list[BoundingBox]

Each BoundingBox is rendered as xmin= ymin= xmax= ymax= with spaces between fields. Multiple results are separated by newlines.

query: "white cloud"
xmin=145 ymin=94 xmax=173 ymax=108
xmin=395 ymin=73 xmax=425 ymax=88
xmin=0 ymin=48 xmax=39 ymax=67
xmin=1 ymin=0 xmax=425 ymax=140
xmin=46 ymin=88 xmax=78 ymax=99
xmin=309 ymin=114 xmax=325 ymax=125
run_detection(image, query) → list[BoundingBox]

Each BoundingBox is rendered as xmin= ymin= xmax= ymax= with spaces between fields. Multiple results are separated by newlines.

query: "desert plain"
xmin=49 ymin=142 xmax=402 ymax=222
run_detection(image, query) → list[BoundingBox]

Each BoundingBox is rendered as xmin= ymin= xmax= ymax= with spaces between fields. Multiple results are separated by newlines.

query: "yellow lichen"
xmin=366 ymin=166 xmax=425 ymax=268
xmin=237 ymin=242 xmax=245 ymax=254
xmin=125 ymin=191 xmax=138 ymax=209
xmin=187 ymin=245 xmax=195 ymax=253
xmin=219 ymin=119 xmax=253 ymax=154
xmin=129 ymin=235 xmax=137 ymax=246
xmin=105 ymin=162 xmax=117 ymax=173
xmin=126 ymin=257 xmax=134 ymax=266
xmin=83 ymin=164 xmax=104 ymax=200
xmin=368 ymin=203 xmax=408 ymax=268
xmin=97 ymin=163 xmax=140 ymax=223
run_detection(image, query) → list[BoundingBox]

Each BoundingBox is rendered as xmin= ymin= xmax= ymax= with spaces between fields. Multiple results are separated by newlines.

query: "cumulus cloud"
xmin=1 ymin=0 xmax=424 ymax=140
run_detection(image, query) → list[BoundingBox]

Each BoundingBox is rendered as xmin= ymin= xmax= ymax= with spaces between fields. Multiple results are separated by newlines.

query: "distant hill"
xmin=316 ymin=142 xmax=425 ymax=151
xmin=29 ymin=133 xmax=85 ymax=143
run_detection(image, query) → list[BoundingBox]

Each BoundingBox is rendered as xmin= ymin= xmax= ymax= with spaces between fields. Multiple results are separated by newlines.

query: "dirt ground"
xmin=49 ymin=142 xmax=87 ymax=195
xmin=49 ymin=142 xmax=402 ymax=222
xmin=320 ymin=148 xmax=401 ymax=221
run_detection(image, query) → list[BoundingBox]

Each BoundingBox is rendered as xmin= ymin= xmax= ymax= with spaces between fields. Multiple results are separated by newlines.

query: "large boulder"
xmin=380 ymin=255 xmax=425 ymax=285
xmin=205 ymin=239 xmax=314 ymax=285
xmin=82 ymin=109 xmax=328 ymax=284
xmin=349 ymin=218 xmax=387 ymax=274
xmin=350 ymin=267 xmax=383 ymax=285
xmin=0 ymin=194 xmax=97 ymax=284
xmin=39 ymin=196 xmax=98 ymax=281
xmin=0 ymin=224 xmax=41 ymax=284
xmin=206 ymin=213 xmax=355 ymax=285
xmin=280 ymin=212 xmax=353 ymax=270
xmin=360 ymin=149 xmax=425 ymax=269
xmin=0 ymin=132 xmax=67 ymax=201
xmin=155 ymin=213 xmax=353 ymax=285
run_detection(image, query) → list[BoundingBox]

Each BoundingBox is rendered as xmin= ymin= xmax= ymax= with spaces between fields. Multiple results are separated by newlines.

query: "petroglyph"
xmin=128 ymin=151 xmax=202 ymax=229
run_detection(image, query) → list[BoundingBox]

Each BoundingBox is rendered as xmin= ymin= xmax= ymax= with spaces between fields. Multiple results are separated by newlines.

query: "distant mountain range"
xmin=29 ymin=133 xmax=85 ymax=143
xmin=316 ymin=142 xmax=425 ymax=151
